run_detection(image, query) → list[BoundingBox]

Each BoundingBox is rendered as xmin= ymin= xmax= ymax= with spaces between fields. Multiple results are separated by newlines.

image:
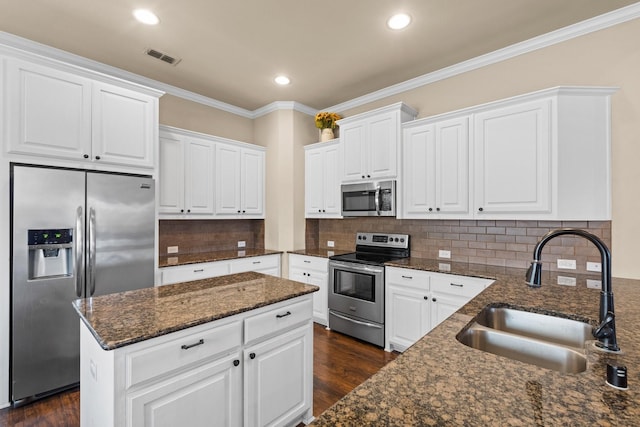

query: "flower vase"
xmin=320 ymin=128 xmax=334 ymax=142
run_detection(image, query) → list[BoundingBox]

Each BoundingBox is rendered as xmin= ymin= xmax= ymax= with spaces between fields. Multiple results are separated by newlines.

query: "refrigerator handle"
xmin=88 ymin=207 xmax=97 ymax=296
xmin=75 ymin=206 xmax=84 ymax=297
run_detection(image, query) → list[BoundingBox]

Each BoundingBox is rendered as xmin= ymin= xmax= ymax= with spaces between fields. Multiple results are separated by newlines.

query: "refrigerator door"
xmin=11 ymin=165 xmax=85 ymax=402
xmin=86 ymin=172 xmax=155 ymax=296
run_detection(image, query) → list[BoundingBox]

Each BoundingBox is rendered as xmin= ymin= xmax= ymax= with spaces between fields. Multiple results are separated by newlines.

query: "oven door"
xmin=328 ymin=260 xmax=384 ymax=323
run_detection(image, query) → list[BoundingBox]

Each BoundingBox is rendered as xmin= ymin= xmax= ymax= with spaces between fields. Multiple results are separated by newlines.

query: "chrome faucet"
xmin=525 ymin=228 xmax=620 ymax=352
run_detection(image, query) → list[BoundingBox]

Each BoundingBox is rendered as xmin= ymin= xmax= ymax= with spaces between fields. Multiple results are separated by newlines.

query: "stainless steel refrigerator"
xmin=10 ymin=164 xmax=155 ymax=404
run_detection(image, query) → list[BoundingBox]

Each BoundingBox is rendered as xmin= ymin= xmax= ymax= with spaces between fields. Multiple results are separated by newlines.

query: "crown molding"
xmin=252 ymin=101 xmax=317 ymax=118
xmin=324 ymin=2 xmax=640 ymax=113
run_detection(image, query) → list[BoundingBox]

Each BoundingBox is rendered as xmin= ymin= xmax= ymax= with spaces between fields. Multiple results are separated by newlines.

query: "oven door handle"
xmin=375 ymin=185 xmax=381 ymax=216
xmin=330 ymin=311 xmax=383 ymax=329
xmin=330 ymin=261 xmax=384 ymax=274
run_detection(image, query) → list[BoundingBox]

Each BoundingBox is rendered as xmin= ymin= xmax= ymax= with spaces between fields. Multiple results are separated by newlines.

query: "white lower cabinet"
xmin=229 ymin=254 xmax=281 ymax=277
xmin=385 ymin=267 xmax=493 ymax=352
xmin=288 ymin=254 xmax=329 ymax=326
xmin=80 ymin=295 xmax=313 ymax=427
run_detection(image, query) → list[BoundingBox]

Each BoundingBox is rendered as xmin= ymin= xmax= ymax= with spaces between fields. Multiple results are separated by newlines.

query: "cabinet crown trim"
xmin=159 ymin=125 xmax=265 ymax=151
xmin=336 ymin=102 xmax=417 ymax=125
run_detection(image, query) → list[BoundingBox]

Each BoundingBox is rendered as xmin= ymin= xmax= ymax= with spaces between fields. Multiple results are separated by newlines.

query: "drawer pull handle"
xmin=181 ymin=339 xmax=204 ymax=350
xmin=233 ymin=360 xmax=240 ymax=367
xmin=250 ymin=352 xmax=256 ymax=359
xmin=253 ymin=261 xmax=261 ymax=264
xmin=450 ymin=283 xmax=464 ymax=287
xmin=276 ymin=311 xmax=292 ymax=319
xmin=193 ymin=269 xmax=204 ymax=273
xmin=401 ymin=275 xmax=413 ymax=279
xmin=304 ymin=260 xmax=311 ymax=263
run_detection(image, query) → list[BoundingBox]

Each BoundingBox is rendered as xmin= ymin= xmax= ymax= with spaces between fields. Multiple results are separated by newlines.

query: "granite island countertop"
xmin=158 ymin=248 xmax=283 ymax=268
xmin=73 ymin=271 xmax=318 ymax=350
xmin=312 ymin=258 xmax=640 ymax=426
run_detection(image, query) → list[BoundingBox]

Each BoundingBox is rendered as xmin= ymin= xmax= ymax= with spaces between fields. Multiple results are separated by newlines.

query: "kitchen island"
xmin=74 ymin=271 xmax=318 ymax=427
xmin=312 ymin=259 xmax=640 ymax=426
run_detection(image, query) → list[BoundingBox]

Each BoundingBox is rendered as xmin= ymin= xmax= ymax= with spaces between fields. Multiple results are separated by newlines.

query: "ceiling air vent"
xmin=145 ymin=48 xmax=182 ymax=66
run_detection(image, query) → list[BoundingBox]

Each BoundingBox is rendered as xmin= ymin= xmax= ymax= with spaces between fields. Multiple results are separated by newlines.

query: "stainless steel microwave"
xmin=341 ymin=181 xmax=396 ymax=217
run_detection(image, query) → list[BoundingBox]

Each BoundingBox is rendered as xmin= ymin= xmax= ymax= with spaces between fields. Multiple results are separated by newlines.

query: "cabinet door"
xmin=435 ymin=117 xmax=470 ymax=215
xmin=430 ymin=293 xmax=468 ymax=329
xmin=305 ymin=148 xmax=325 ymax=215
xmin=158 ymin=132 xmax=185 ymax=214
xmin=474 ymin=99 xmax=551 ymax=215
xmin=185 ymin=138 xmax=214 ymax=214
xmin=6 ymin=58 xmax=92 ymax=159
xmin=386 ymin=285 xmax=430 ymax=352
xmin=402 ymin=124 xmax=436 ymax=217
xmin=91 ymin=82 xmax=155 ymax=168
xmin=307 ymin=271 xmax=328 ymax=327
xmin=128 ymin=353 xmax=242 ymax=427
xmin=215 ymin=144 xmax=242 ymax=214
xmin=341 ymin=123 xmax=366 ymax=181
xmin=241 ymin=148 xmax=265 ymax=216
xmin=368 ymin=112 xmax=398 ymax=179
xmin=322 ymin=144 xmax=342 ymax=215
xmin=244 ymin=325 xmax=312 ymax=427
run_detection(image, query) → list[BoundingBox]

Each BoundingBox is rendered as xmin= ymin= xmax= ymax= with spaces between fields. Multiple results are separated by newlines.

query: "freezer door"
xmin=11 ymin=165 xmax=85 ymax=401
xmin=86 ymin=172 xmax=155 ymax=296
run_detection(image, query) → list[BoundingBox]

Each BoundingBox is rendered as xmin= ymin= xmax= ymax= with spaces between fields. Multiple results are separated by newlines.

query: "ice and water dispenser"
xmin=27 ymin=228 xmax=73 ymax=279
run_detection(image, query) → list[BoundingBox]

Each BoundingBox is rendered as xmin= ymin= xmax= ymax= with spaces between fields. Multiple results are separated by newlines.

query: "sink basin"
xmin=456 ymin=305 xmax=593 ymax=374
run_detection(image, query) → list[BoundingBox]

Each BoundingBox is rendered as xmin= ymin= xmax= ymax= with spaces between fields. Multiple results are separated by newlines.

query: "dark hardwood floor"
xmin=0 ymin=323 xmax=398 ymax=426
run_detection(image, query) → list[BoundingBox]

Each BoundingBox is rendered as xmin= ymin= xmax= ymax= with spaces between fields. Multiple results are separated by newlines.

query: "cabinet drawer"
xmin=244 ymin=298 xmax=312 ymax=344
xmin=385 ymin=267 xmax=430 ymax=290
xmin=126 ymin=320 xmax=242 ymax=388
xmin=430 ymin=273 xmax=493 ymax=298
xmin=229 ymin=255 xmax=280 ymax=274
xmin=161 ymin=261 xmax=229 ymax=285
xmin=289 ymin=254 xmax=328 ymax=272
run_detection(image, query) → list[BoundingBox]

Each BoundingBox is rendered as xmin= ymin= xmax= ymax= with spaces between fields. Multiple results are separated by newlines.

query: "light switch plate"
xmin=587 ymin=262 xmax=602 ymax=272
xmin=557 ymin=276 xmax=577 ymax=286
xmin=587 ymin=279 xmax=602 ymax=289
xmin=557 ymin=259 xmax=576 ymax=269
xmin=327 ymin=241 xmax=335 ymax=248
xmin=238 ymin=241 xmax=246 ymax=248
xmin=439 ymin=250 xmax=451 ymax=259
xmin=167 ymin=246 xmax=178 ymax=254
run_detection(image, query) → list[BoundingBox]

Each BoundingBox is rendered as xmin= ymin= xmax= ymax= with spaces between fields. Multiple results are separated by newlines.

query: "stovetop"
xmin=329 ymin=232 xmax=410 ymax=266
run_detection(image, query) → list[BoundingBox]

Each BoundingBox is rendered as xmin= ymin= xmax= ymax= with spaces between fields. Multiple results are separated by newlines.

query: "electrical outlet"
xmin=439 ymin=250 xmax=451 ymax=259
xmin=587 ymin=279 xmax=602 ymax=290
xmin=327 ymin=241 xmax=335 ymax=248
xmin=587 ymin=262 xmax=602 ymax=272
xmin=557 ymin=276 xmax=577 ymax=286
xmin=557 ymin=259 xmax=576 ymax=269
xmin=237 ymin=241 xmax=246 ymax=248
xmin=167 ymin=246 xmax=178 ymax=254
xmin=439 ymin=263 xmax=451 ymax=272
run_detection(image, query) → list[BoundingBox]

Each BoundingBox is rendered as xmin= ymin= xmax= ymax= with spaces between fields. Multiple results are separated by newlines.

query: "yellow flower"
xmin=315 ymin=111 xmax=341 ymax=129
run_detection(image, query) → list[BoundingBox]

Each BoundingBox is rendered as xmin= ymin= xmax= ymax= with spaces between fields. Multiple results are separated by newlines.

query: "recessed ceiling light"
xmin=387 ymin=13 xmax=411 ymax=30
xmin=133 ymin=9 xmax=160 ymax=25
xmin=274 ymin=75 xmax=291 ymax=85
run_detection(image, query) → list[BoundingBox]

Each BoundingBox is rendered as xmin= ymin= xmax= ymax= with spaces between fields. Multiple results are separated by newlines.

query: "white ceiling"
xmin=0 ymin=0 xmax=637 ymax=111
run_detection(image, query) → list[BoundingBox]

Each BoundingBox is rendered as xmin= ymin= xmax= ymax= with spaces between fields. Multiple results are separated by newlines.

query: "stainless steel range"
xmin=328 ymin=232 xmax=410 ymax=347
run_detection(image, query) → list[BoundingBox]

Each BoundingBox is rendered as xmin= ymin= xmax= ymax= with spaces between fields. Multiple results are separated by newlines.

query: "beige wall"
xmin=336 ymin=19 xmax=640 ymax=279
xmin=159 ymin=94 xmax=255 ymax=143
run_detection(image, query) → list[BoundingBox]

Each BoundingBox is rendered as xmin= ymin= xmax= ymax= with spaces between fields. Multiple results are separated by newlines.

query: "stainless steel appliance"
xmin=328 ymin=232 xmax=409 ymax=346
xmin=341 ymin=180 xmax=396 ymax=217
xmin=10 ymin=164 xmax=155 ymax=405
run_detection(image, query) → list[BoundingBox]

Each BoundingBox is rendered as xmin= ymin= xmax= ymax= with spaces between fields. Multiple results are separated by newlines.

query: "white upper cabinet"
xmin=5 ymin=57 xmax=160 ymax=169
xmin=338 ymin=102 xmax=417 ymax=182
xmin=305 ymin=139 xmax=342 ymax=218
xmin=215 ymin=142 xmax=265 ymax=218
xmin=158 ymin=128 xmax=214 ymax=215
xmin=402 ymin=115 xmax=470 ymax=218
xmin=472 ymin=87 xmax=615 ymax=220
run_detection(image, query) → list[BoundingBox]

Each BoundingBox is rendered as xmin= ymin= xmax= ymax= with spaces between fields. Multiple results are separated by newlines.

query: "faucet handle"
xmin=593 ymin=311 xmax=620 ymax=352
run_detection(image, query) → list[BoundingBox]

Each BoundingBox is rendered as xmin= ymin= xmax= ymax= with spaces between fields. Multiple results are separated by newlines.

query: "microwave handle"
xmin=375 ymin=185 xmax=381 ymax=216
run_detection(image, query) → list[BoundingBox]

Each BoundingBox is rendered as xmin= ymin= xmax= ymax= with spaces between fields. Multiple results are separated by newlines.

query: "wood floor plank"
xmin=0 ymin=323 xmax=398 ymax=426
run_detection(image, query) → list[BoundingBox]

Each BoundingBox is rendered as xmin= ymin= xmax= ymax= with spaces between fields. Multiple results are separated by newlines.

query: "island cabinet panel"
xmin=385 ymin=267 xmax=493 ymax=352
xmin=79 ymin=294 xmax=314 ymax=427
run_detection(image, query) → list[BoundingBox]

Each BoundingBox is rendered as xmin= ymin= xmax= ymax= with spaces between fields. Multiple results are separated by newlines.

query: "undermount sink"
xmin=456 ymin=305 xmax=593 ymax=374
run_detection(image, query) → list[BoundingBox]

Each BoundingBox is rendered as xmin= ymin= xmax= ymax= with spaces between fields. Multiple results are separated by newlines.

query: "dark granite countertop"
xmin=312 ymin=257 xmax=640 ymax=426
xmin=158 ymin=249 xmax=282 ymax=268
xmin=288 ymin=248 xmax=353 ymax=258
xmin=73 ymin=271 xmax=318 ymax=351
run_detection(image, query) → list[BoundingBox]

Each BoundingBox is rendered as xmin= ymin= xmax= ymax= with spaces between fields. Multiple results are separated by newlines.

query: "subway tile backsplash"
xmin=306 ymin=218 xmax=610 ymax=273
xmin=159 ymin=219 xmax=264 ymax=255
